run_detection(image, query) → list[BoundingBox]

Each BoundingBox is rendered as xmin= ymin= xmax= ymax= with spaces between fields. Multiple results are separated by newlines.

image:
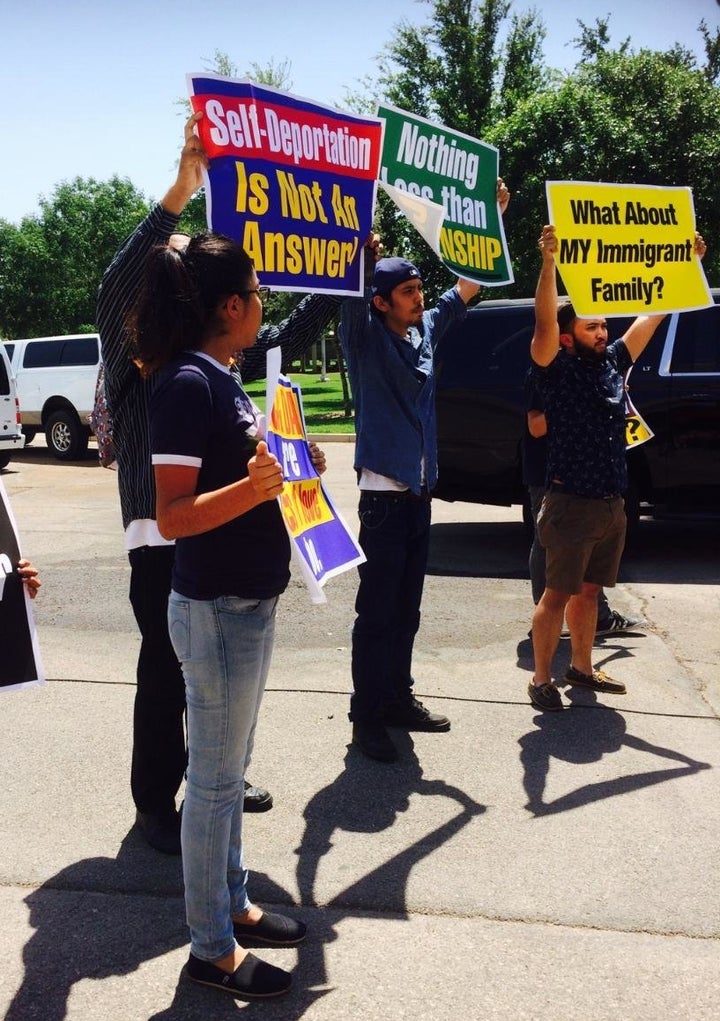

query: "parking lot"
xmin=1 ymin=438 xmax=719 ymax=1021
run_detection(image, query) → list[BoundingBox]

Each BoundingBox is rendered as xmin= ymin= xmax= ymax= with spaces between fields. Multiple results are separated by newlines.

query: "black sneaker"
xmin=528 ymin=681 xmax=564 ymax=711
xmin=564 ymin=666 xmax=626 ymax=694
xmin=243 ymin=780 xmax=273 ymax=813
xmin=595 ymin=610 xmax=646 ymax=636
xmin=383 ymin=696 xmax=451 ymax=732
xmin=351 ymin=720 xmax=398 ymax=762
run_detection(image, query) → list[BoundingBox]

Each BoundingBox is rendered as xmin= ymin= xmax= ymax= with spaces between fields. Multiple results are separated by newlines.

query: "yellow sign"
xmin=279 ymin=477 xmax=334 ymax=538
xmin=546 ymin=182 xmax=711 ymax=316
xmin=269 ymin=380 xmax=305 ymax=440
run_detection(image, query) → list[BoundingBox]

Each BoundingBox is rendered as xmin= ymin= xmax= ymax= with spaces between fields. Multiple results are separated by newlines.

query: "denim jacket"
xmin=340 ymin=287 xmax=467 ymax=494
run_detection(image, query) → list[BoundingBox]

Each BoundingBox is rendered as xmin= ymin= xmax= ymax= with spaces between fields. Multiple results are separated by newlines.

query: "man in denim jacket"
xmin=340 ymin=181 xmax=509 ymax=761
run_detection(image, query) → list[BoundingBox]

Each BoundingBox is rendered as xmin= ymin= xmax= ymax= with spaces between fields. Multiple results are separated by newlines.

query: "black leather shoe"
xmin=244 ymin=780 xmax=273 ymax=813
xmin=233 ymin=910 xmax=307 ymax=946
xmin=351 ymin=721 xmax=398 ymax=762
xmin=135 ymin=808 xmax=181 ymax=855
xmin=186 ymin=951 xmax=291 ymax=999
xmin=383 ymin=696 xmax=451 ymax=732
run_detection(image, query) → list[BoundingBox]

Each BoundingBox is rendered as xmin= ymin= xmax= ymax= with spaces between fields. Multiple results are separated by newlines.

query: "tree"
xmin=0 ymin=177 xmax=149 ymax=337
xmin=371 ymin=0 xmax=548 ymax=302
xmin=487 ymin=41 xmax=720 ymax=292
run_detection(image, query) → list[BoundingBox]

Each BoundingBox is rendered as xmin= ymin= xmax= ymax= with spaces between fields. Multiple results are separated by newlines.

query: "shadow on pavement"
xmin=7 ymin=738 xmax=486 ymax=1021
xmin=4 ymin=832 xmax=186 ymax=1021
xmin=519 ymin=700 xmax=712 ymax=817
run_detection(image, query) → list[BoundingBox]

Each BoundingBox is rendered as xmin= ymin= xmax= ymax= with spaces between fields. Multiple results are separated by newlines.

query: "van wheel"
xmin=22 ymin=427 xmax=37 ymax=445
xmin=0 ymin=452 xmax=10 ymax=470
xmin=45 ymin=410 xmax=88 ymax=460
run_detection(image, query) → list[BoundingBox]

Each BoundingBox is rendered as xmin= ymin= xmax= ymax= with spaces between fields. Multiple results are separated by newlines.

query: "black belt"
xmin=362 ymin=487 xmax=432 ymax=503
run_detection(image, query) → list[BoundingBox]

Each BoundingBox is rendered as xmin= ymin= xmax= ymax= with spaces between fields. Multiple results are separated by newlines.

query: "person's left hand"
xmin=17 ymin=559 xmax=41 ymax=599
xmin=497 ymin=178 xmax=510 ymax=215
xmin=308 ymin=441 xmax=327 ymax=475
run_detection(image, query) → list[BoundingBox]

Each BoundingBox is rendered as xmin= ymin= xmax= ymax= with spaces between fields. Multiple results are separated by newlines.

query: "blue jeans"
xmin=168 ymin=591 xmax=278 ymax=962
xmin=350 ymin=492 xmax=431 ymax=724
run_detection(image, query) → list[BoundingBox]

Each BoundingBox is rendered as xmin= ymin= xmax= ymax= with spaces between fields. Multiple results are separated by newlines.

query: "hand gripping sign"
xmin=264 ymin=350 xmax=364 ymax=604
xmin=187 ymin=74 xmax=383 ymax=296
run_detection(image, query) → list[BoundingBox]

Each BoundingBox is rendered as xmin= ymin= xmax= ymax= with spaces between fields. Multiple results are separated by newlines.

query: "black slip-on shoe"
xmin=186 ymin=951 xmax=291 ymax=999
xmin=243 ymin=780 xmax=273 ymax=813
xmin=351 ymin=721 xmax=399 ymax=762
xmin=233 ymin=910 xmax=307 ymax=947
xmin=383 ymin=696 xmax=451 ymax=731
xmin=528 ymin=681 xmax=564 ymax=711
xmin=564 ymin=666 xmax=626 ymax=694
xmin=135 ymin=809 xmax=181 ymax=855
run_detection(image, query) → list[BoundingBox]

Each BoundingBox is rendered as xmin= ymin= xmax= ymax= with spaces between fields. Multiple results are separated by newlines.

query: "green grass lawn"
xmin=243 ymin=371 xmax=356 ymax=434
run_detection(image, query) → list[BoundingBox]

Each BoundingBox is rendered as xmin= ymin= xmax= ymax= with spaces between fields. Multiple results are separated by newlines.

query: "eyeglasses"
xmin=239 ymin=286 xmax=271 ymax=304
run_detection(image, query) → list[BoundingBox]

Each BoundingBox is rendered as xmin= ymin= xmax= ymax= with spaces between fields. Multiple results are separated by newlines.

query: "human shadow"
xmin=4 ymin=830 xmax=187 ymax=1021
xmin=142 ymin=736 xmax=486 ymax=1021
xmin=519 ymin=704 xmax=711 ymax=817
xmin=290 ymin=732 xmax=486 ymax=1009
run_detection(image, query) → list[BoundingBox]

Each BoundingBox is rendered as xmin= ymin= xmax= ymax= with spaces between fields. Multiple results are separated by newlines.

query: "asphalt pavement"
xmin=1 ymin=437 xmax=718 ymax=1021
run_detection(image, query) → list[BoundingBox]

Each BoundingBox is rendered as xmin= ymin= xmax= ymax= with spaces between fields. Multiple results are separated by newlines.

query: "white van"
xmin=3 ymin=334 xmax=100 ymax=460
xmin=0 ymin=343 xmax=25 ymax=470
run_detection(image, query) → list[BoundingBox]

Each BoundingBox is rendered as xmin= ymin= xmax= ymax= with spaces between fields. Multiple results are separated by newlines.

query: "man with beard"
xmin=527 ymin=223 xmax=706 ymax=711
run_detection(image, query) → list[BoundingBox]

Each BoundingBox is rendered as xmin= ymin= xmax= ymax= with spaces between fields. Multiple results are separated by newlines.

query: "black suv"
xmin=434 ymin=290 xmax=720 ymax=525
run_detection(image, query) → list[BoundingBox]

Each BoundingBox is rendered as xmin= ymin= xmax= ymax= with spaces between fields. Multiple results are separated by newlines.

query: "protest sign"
xmin=377 ymin=104 xmax=513 ymax=287
xmin=0 ymin=479 xmax=44 ymax=692
xmin=546 ymin=182 xmax=712 ymax=316
xmin=263 ymin=351 xmax=364 ymax=604
xmin=625 ymin=367 xmax=654 ymax=449
xmin=187 ymin=74 xmax=383 ymax=296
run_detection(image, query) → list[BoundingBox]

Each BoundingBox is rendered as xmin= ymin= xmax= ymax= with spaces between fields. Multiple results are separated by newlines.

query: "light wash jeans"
xmin=168 ymin=590 xmax=278 ymax=961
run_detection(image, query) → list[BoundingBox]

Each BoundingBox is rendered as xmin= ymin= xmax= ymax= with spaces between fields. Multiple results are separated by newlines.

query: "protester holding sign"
xmin=130 ymin=231 xmax=310 ymax=1001
xmin=528 ymin=223 xmax=706 ymax=713
xmin=97 ymin=112 xmax=343 ymax=855
xmin=339 ymin=180 xmax=509 ymax=764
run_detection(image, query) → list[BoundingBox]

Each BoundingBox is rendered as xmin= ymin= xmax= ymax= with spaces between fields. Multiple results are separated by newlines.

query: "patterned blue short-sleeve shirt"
xmin=532 ymin=339 xmax=632 ymax=498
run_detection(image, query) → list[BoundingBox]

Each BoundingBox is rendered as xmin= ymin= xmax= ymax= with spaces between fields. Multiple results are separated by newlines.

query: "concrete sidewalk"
xmin=1 ymin=441 xmax=718 ymax=1020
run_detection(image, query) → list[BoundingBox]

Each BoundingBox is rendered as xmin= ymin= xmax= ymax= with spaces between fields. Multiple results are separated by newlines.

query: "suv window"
xmin=669 ymin=305 xmax=720 ymax=374
xmin=22 ymin=341 xmax=62 ymax=368
xmin=61 ymin=337 xmax=98 ymax=366
xmin=437 ymin=306 xmax=534 ymax=386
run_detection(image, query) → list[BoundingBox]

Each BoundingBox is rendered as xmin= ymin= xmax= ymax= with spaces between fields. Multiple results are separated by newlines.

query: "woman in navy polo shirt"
xmin=130 ymin=231 xmax=304 ymax=1000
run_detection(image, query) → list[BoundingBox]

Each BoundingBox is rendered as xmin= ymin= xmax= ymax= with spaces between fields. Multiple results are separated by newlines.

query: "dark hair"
xmin=129 ymin=231 xmax=254 ymax=376
xmin=557 ymin=301 xmax=576 ymax=334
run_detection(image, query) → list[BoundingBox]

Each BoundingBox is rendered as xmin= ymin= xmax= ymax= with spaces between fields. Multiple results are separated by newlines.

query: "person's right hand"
xmin=177 ymin=111 xmax=209 ymax=196
xmin=538 ymin=224 xmax=557 ymax=261
xmin=248 ymin=440 xmax=285 ymax=501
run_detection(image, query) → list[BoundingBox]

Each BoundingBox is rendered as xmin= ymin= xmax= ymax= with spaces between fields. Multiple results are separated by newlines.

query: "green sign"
xmin=377 ymin=104 xmax=512 ymax=286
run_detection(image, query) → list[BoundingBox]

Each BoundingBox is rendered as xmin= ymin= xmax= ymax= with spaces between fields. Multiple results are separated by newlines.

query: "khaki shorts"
xmin=537 ymin=491 xmax=627 ymax=595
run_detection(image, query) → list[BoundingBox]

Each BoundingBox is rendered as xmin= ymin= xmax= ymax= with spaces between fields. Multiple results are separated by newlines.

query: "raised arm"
xmin=97 ymin=112 xmax=208 ymax=388
xmin=530 ymin=225 xmax=561 ymax=367
xmin=622 ymin=231 xmax=707 ymax=362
